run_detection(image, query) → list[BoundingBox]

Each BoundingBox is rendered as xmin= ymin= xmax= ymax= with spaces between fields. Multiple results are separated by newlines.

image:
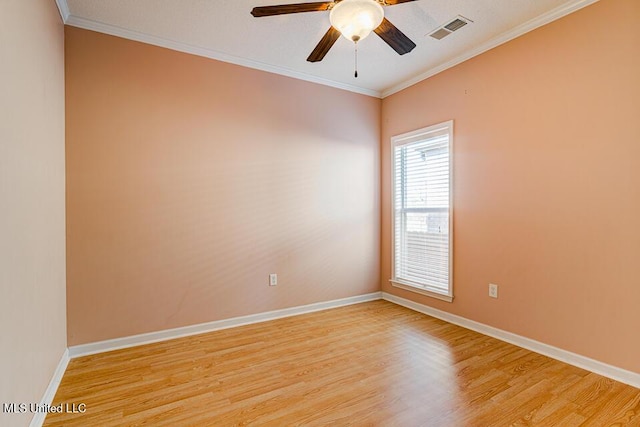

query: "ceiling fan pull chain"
xmin=354 ymin=41 xmax=358 ymax=78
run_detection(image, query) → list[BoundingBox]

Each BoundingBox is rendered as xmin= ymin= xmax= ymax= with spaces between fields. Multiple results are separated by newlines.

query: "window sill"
xmin=389 ymin=280 xmax=454 ymax=303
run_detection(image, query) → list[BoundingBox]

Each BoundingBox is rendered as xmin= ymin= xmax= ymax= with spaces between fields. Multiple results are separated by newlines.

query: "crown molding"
xmin=54 ymin=0 xmax=70 ymax=23
xmin=56 ymin=0 xmax=599 ymax=99
xmin=381 ymin=0 xmax=601 ymax=97
xmin=63 ymin=14 xmax=381 ymax=98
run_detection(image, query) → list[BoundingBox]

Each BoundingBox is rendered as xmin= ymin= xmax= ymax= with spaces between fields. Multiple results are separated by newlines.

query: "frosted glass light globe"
xmin=329 ymin=0 xmax=384 ymax=42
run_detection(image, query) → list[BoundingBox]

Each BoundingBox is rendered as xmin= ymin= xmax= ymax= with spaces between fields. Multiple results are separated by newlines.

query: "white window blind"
xmin=391 ymin=121 xmax=453 ymax=301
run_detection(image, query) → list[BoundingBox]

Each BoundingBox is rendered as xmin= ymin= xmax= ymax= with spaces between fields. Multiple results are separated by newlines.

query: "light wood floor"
xmin=45 ymin=300 xmax=640 ymax=426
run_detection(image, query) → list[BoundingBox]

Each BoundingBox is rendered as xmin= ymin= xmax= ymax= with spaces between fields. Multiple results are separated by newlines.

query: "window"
xmin=391 ymin=121 xmax=453 ymax=302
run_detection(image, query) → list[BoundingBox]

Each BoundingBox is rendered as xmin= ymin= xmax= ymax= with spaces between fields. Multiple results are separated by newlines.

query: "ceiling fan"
xmin=250 ymin=0 xmax=417 ymax=64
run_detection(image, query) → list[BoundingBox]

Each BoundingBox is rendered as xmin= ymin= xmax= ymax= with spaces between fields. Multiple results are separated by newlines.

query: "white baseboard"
xmin=382 ymin=292 xmax=640 ymax=389
xmin=63 ymin=290 xmax=639 ymax=391
xmin=29 ymin=348 xmax=70 ymax=427
xmin=69 ymin=292 xmax=382 ymax=358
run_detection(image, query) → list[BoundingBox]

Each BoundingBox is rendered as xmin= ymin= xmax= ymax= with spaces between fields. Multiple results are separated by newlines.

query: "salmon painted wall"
xmin=381 ymin=0 xmax=640 ymax=373
xmin=0 ymin=1 xmax=67 ymax=425
xmin=65 ymin=27 xmax=380 ymax=346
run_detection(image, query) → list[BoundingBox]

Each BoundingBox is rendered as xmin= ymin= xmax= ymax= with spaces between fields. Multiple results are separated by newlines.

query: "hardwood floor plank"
xmin=44 ymin=301 xmax=640 ymax=426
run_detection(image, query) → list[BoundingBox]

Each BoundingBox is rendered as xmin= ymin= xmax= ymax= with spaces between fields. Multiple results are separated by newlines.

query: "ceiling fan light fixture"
xmin=329 ymin=0 xmax=384 ymax=42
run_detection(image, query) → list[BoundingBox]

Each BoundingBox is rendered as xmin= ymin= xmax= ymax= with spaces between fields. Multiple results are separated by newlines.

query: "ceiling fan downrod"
xmin=354 ymin=41 xmax=358 ymax=78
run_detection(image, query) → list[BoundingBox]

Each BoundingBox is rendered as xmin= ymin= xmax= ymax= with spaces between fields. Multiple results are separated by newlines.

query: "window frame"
xmin=390 ymin=120 xmax=454 ymax=302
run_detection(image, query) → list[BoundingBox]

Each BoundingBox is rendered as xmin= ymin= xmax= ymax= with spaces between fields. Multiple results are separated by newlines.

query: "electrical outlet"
xmin=489 ymin=283 xmax=498 ymax=298
xmin=269 ymin=274 xmax=277 ymax=286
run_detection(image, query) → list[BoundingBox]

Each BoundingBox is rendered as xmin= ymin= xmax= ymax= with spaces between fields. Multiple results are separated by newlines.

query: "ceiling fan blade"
xmin=374 ymin=18 xmax=416 ymax=55
xmin=251 ymin=2 xmax=333 ymax=17
xmin=382 ymin=0 xmax=419 ymax=4
xmin=307 ymin=26 xmax=341 ymax=62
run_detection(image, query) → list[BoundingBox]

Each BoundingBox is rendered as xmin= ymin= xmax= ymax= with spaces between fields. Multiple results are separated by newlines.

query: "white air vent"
xmin=428 ymin=15 xmax=473 ymax=40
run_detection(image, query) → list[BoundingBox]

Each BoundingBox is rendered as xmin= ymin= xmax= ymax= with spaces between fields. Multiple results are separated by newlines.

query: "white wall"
xmin=0 ymin=1 xmax=67 ymax=426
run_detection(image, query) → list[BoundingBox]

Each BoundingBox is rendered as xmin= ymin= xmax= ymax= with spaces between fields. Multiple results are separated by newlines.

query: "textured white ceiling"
xmin=60 ymin=0 xmax=598 ymax=97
